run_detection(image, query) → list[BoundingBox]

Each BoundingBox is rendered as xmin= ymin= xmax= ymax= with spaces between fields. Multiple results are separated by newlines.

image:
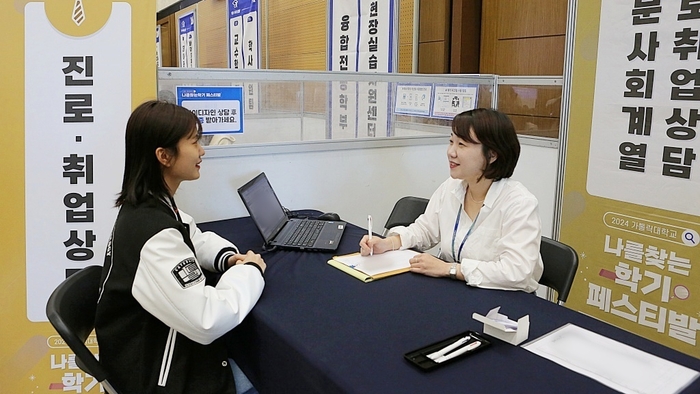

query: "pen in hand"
xmin=367 ymin=215 xmax=373 ymax=256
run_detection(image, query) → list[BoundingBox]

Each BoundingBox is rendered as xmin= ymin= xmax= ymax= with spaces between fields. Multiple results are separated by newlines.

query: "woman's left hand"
xmin=408 ymin=253 xmax=451 ymax=278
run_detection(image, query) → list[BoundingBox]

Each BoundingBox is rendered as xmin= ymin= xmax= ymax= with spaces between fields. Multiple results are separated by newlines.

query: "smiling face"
xmin=159 ymin=128 xmax=205 ymax=194
xmin=447 ymin=129 xmax=489 ymax=183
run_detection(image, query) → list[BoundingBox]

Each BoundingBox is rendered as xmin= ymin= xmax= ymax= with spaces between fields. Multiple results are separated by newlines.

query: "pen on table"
xmin=367 ymin=215 xmax=373 ymax=255
xmin=432 ymin=340 xmax=481 ymax=363
xmin=426 ymin=335 xmax=471 ymax=360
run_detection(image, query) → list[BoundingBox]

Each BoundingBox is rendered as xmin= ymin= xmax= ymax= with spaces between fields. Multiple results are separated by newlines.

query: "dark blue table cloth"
xmin=201 ymin=211 xmax=700 ymax=394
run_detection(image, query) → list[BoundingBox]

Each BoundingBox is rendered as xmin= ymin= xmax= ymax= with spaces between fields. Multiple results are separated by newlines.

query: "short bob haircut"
xmin=451 ymin=108 xmax=520 ymax=181
xmin=116 ymin=100 xmax=203 ymax=207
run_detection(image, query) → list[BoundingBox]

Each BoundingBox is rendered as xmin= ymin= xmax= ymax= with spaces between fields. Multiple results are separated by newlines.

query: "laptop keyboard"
xmin=285 ymin=220 xmax=324 ymax=247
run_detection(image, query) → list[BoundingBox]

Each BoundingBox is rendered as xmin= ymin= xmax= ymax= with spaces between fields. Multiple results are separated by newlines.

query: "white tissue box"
xmin=472 ymin=306 xmax=529 ymax=346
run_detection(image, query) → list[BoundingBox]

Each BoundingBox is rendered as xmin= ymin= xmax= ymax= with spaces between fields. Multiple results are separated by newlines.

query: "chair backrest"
xmin=383 ymin=196 xmax=429 ymax=236
xmin=46 ymin=265 xmax=118 ymax=393
xmin=539 ymin=236 xmax=579 ymax=304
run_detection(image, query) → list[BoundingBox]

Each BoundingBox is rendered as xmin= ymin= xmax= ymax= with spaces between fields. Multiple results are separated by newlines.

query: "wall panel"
xmin=196 ymin=0 xmax=228 ymax=68
xmin=418 ymin=41 xmax=449 ymax=74
xmin=498 ymin=0 xmax=567 ymax=39
xmin=266 ymin=0 xmax=326 ymax=70
xmin=397 ymin=0 xmax=414 ymax=73
xmin=418 ymin=0 xmax=450 ymax=73
xmin=495 ymin=36 xmax=566 ymax=76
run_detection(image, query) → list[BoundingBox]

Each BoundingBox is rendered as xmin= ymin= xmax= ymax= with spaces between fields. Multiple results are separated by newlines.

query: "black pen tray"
xmin=404 ymin=330 xmax=491 ymax=371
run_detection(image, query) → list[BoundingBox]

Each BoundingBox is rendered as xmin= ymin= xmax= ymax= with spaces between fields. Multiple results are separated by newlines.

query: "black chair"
xmin=46 ymin=265 xmax=119 ymax=394
xmin=382 ymin=196 xmax=429 ymax=236
xmin=539 ymin=236 xmax=579 ymax=305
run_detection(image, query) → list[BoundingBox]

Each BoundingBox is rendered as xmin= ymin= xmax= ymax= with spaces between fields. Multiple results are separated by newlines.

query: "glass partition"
xmin=157 ymin=69 xmax=563 ymax=148
xmin=158 ymin=68 xmax=496 ymax=147
xmin=496 ymin=76 xmax=564 ymax=140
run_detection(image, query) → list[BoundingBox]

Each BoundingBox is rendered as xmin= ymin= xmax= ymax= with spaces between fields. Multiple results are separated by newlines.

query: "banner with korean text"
xmin=228 ymin=0 xmax=259 ymax=114
xmin=179 ymin=10 xmax=197 ymax=68
xmin=0 ymin=1 xmax=155 ymax=391
xmin=562 ymin=0 xmax=699 ymax=358
xmin=328 ymin=0 xmax=396 ymax=138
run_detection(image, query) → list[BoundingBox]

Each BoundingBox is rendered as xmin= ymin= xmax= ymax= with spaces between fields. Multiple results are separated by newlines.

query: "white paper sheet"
xmin=523 ymin=324 xmax=699 ymax=394
xmin=333 ymin=249 xmax=417 ymax=276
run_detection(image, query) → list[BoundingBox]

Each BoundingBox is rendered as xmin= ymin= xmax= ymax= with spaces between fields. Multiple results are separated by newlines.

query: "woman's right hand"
xmin=229 ymin=251 xmax=266 ymax=273
xmin=359 ymin=235 xmax=400 ymax=256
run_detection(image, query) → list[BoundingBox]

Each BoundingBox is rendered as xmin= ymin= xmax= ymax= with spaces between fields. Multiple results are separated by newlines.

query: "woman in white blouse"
xmin=359 ymin=108 xmax=543 ymax=292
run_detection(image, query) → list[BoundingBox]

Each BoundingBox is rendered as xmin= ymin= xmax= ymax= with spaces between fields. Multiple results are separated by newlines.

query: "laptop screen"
xmin=238 ymin=173 xmax=289 ymax=243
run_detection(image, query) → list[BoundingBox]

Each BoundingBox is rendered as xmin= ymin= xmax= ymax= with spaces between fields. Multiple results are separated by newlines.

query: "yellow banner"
xmin=1 ymin=1 xmax=154 ymax=392
xmin=563 ymin=1 xmax=700 ymax=358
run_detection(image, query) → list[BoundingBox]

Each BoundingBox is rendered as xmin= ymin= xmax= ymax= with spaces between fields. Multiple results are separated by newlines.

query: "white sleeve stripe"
xmin=218 ymin=251 xmax=236 ymax=272
xmin=158 ymin=328 xmax=177 ymax=387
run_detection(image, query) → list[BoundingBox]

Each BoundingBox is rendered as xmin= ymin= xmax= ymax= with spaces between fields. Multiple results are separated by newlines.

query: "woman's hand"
xmin=359 ymin=235 xmax=400 ymax=256
xmin=408 ymin=253 xmax=451 ymax=278
xmin=228 ymin=250 xmax=266 ymax=273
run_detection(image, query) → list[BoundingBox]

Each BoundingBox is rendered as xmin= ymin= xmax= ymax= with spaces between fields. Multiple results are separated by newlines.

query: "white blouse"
xmin=389 ymin=177 xmax=543 ymax=292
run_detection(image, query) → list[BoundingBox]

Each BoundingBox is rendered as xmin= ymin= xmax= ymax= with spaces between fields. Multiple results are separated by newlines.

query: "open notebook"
xmin=328 ymin=249 xmax=419 ymax=282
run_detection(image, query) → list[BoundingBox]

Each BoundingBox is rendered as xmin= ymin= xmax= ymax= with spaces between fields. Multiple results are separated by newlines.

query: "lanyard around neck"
xmin=451 ymin=203 xmax=480 ymax=263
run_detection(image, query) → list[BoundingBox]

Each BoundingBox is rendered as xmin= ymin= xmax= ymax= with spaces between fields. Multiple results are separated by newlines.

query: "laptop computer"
xmin=237 ymin=172 xmax=346 ymax=251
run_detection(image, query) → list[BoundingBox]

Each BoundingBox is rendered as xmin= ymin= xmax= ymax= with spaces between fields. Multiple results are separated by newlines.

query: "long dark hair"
xmin=116 ymin=100 xmax=202 ymax=206
xmin=451 ymin=108 xmax=520 ymax=181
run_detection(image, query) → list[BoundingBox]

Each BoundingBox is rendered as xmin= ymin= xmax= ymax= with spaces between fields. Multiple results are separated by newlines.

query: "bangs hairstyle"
xmin=116 ymin=100 xmax=203 ymax=206
xmin=451 ymin=108 xmax=520 ymax=181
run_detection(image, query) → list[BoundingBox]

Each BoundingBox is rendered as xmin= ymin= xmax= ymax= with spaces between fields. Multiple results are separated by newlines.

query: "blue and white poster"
xmin=431 ymin=84 xmax=479 ymax=119
xmin=395 ymin=84 xmax=433 ymax=116
xmin=177 ymin=86 xmax=244 ymax=134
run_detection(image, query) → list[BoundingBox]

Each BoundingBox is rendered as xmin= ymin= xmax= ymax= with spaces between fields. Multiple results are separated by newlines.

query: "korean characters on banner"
xmin=588 ymin=1 xmax=699 ymax=216
xmin=24 ymin=2 xmax=129 ymax=324
xmin=228 ymin=0 xmax=260 ymax=114
xmin=358 ymin=81 xmax=389 ymax=138
xmin=179 ymin=11 xmax=197 ymax=68
xmin=332 ymin=80 xmax=359 ymax=139
xmin=48 ymin=338 xmax=103 ymax=392
xmin=329 ymin=0 xmax=396 ymax=138
xmin=587 ymin=226 xmax=698 ymax=349
xmin=563 ymin=1 xmax=700 ymax=357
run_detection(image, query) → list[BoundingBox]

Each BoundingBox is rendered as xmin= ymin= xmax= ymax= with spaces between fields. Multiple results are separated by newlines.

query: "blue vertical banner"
xmin=328 ymin=0 xmax=396 ymax=138
xmin=228 ymin=0 xmax=259 ymax=113
xmin=228 ymin=0 xmax=259 ymax=70
xmin=178 ymin=10 xmax=196 ymax=68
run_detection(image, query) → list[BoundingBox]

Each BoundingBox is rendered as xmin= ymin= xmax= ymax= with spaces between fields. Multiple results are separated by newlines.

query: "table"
xmin=201 ymin=211 xmax=700 ymax=394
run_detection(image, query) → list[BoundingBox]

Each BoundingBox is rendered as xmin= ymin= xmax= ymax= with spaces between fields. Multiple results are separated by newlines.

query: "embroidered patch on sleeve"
xmin=171 ymin=258 xmax=204 ymax=289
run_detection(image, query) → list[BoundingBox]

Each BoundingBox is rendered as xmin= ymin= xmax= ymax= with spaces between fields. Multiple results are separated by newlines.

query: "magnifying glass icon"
xmin=682 ymin=229 xmax=698 ymax=246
